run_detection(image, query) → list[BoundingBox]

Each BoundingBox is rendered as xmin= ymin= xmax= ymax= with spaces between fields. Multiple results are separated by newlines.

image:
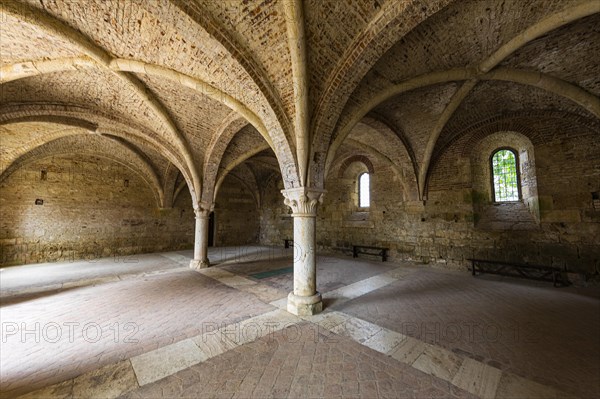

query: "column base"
xmin=189 ymin=259 xmax=210 ymax=271
xmin=287 ymin=292 xmax=323 ymax=316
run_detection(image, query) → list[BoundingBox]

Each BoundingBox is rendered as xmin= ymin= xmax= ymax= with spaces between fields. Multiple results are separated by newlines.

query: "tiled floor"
xmin=224 ymin=253 xmax=395 ymax=293
xmin=1 ymin=246 xmax=599 ymax=398
xmin=1 ymin=267 xmax=272 ymax=397
xmin=123 ymin=323 xmax=477 ymax=399
xmin=338 ymin=269 xmax=600 ymax=399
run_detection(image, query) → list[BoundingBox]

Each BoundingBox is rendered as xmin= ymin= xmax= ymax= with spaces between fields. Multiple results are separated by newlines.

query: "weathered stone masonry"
xmin=260 ymin=122 xmax=599 ymax=275
xmin=0 ymin=154 xmax=194 ymax=266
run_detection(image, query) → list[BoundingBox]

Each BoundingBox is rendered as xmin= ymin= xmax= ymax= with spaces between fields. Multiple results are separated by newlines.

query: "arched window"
xmin=359 ymin=173 xmax=370 ymax=208
xmin=491 ymin=148 xmax=520 ymax=202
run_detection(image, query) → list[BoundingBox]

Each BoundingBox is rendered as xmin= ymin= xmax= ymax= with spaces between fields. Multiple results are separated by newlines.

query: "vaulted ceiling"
xmin=1 ymin=0 xmax=598 ymax=206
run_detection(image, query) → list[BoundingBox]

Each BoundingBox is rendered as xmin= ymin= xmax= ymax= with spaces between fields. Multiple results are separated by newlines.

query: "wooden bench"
xmin=284 ymin=239 xmax=293 ymax=249
xmin=353 ymin=245 xmax=389 ymax=262
xmin=468 ymin=258 xmax=570 ymax=287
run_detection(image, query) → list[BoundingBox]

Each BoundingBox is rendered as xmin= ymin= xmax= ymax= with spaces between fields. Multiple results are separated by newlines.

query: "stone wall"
xmin=470 ymin=131 xmax=540 ymax=229
xmin=259 ymin=129 xmax=600 ymax=275
xmin=259 ymin=175 xmax=292 ymax=245
xmin=214 ymin=174 xmax=260 ymax=246
xmin=0 ymin=154 xmax=194 ymax=267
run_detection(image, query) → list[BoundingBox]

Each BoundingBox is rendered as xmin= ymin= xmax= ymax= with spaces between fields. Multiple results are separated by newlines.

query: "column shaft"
xmin=190 ymin=207 xmax=211 ymax=270
xmin=293 ymin=215 xmax=316 ymax=297
xmin=281 ymin=187 xmax=325 ymax=316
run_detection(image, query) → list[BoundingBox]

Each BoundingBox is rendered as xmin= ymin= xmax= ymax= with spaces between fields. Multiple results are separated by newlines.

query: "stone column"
xmin=189 ymin=205 xmax=212 ymax=270
xmin=281 ymin=187 xmax=325 ymax=316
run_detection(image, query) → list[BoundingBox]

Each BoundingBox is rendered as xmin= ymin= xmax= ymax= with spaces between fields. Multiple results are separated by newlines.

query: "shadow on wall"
xmin=214 ymin=173 xmax=260 ymax=247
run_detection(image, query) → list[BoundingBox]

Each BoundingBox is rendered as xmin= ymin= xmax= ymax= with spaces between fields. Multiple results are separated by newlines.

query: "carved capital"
xmin=281 ymin=187 xmax=325 ymax=217
xmin=193 ymin=202 xmax=213 ymax=219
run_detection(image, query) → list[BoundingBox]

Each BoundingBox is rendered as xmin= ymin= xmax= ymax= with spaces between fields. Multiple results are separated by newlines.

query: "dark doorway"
xmin=208 ymin=211 xmax=215 ymax=247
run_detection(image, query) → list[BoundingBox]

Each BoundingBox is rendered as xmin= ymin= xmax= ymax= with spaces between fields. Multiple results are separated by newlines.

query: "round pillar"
xmin=189 ymin=205 xmax=211 ymax=270
xmin=281 ymin=187 xmax=325 ymax=316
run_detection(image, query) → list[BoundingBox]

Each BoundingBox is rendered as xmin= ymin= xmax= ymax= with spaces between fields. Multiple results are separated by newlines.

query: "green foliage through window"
xmin=492 ymin=149 xmax=519 ymax=202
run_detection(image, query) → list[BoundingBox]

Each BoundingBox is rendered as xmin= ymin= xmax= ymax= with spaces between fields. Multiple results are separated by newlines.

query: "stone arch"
xmin=0 ymin=104 xmax=195 ymax=198
xmin=161 ymin=164 xmax=181 ymax=209
xmin=169 ymin=0 xmax=292 ymax=140
xmin=0 ymin=135 xmax=165 ymax=208
xmin=1 ymin=124 xmax=91 ymax=177
xmin=2 ymin=0 xmax=298 ymax=193
xmin=327 ymin=68 xmax=600 ymax=179
xmin=327 ymin=0 xmax=600 ymax=145
xmin=424 ymin=110 xmax=600 ymax=199
xmin=450 ymin=111 xmax=599 ymax=160
xmin=310 ymin=0 xmax=453 ymax=158
xmin=470 ymin=131 xmax=540 ymax=230
xmin=172 ymin=181 xmax=188 ymax=207
xmin=2 ymin=55 xmax=301 ymax=189
xmin=323 ymin=1 xmax=600 ymax=197
xmin=214 ymin=143 xmax=271 ymax=202
xmin=337 ymin=155 xmax=374 ymax=178
xmin=202 ymin=114 xmax=250 ymax=202
xmin=222 ymin=166 xmax=261 ymax=210
xmin=0 ymin=106 xmax=181 ymax=163
xmin=114 ymin=60 xmax=299 ymax=190
xmin=330 ymin=139 xmax=414 ymax=202
xmin=1 ymin=0 xmax=301 ymax=191
xmin=361 ymin=115 xmax=419 ymax=184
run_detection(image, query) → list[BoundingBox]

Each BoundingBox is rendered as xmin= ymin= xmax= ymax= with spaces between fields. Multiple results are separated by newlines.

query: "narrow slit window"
xmin=359 ymin=173 xmax=370 ymax=208
xmin=491 ymin=149 xmax=519 ymax=202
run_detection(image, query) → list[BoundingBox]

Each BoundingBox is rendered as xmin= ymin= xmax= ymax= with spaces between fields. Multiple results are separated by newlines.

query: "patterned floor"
xmin=1 ymin=246 xmax=598 ymax=398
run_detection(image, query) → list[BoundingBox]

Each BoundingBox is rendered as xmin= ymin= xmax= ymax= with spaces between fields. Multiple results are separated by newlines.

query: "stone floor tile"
xmin=322 ymin=275 xmax=397 ymax=308
xmin=330 ymin=316 xmax=382 ymax=344
xmin=389 ymin=335 xmax=428 ymax=365
xmin=223 ymin=309 xmax=301 ymax=346
xmin=268 ymin=297 xmax=288 ymax=310
xmin=340 ymin=267 xmax=600 ymax=398
xmin=1 ymin=263 xmax=273 ymax=397
xmin=362 ymin=327 xmax=407 ymax=354
xmin=322 ymin=286 xmax=355 ymax=303
xmin=307 ymin=310 xmax=352 ymax=330
xmin=192 ymin=330 xmax=238 ymax=359
xmin=159 ymin=253 xmax=192 ymax=267
xmin=130 ymin=339 xmax=207 ymax=386
xmin=4 ymin=249 xmax=599 ymax=398
xmin=412 ymin=344 xmax=464 ymax=381
xmin=17 ymin=360 xmax=139 ymax=399
xmin=451 ymin=358 xmax=502 ymax=399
